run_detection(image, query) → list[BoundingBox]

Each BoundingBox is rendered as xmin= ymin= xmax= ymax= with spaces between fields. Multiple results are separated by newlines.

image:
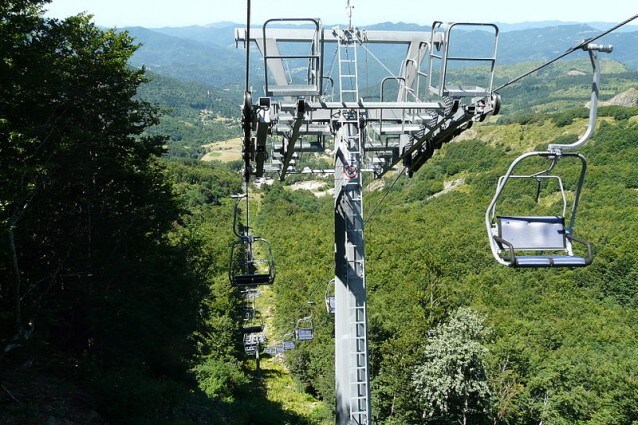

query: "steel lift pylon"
xmin=236 ymin=11 xmax=500 ymax=424
xmin=333 ymin=25 xmax=371 ymax=422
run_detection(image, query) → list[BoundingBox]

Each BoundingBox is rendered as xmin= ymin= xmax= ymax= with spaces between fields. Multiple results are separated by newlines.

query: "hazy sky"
xmin=44 ymin=0 xmax=637 ymax=28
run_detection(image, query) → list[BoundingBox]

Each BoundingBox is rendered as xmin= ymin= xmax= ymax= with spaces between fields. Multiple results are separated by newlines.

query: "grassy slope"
xmin=241 ymin=195 xmax=333 ymax=425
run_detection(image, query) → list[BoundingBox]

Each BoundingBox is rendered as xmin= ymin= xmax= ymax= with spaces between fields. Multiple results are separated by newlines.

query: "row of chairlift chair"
xmin=241 ymin=289 xmax=266 ymax=356
xmin=228 ymin=195 xmax=273 ymax=355
xmin=240 ymin=291 xmax=311 ymax=356
xmin=229 ymin=194 xmax=276 ymax=287
xmin=229 ymin=193 xmax=317 ymax=354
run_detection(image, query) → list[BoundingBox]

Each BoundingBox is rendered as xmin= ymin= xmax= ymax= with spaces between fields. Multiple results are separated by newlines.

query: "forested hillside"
xmin=136 ymin=72 xmax=241 ymax=159
xmin=125 ymin=26 xmax=246 ymax=88
xmin=256 ymin=113 xmax=638 ymax=424
xmin=2 ymin=2 xmax=638 ymax=424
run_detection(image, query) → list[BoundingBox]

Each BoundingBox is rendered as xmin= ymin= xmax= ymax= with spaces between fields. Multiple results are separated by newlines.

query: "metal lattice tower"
xmin=334 ymin=114 xmax=370 ymax=423
xmin=334 ymin=29 xmax=370 ymax=420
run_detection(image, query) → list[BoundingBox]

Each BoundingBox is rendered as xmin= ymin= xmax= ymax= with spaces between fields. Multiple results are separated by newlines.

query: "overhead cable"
xmin=495 ymin=13 xmax=638 ymax=92
xmin=364 ymin=167 xmax=406 ymax=226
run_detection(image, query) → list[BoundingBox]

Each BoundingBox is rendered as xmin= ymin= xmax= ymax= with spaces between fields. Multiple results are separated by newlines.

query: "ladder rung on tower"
xmin=338 ymin=29 xmax=360 ymax=103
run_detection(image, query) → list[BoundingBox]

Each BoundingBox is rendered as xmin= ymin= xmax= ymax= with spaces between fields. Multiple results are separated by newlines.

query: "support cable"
xmin=241 ymin=0 xmax=253 ymax=185
xmin=495 ymin=14 xmax=638 ymax=91
xmin=243 ymin=0 xmax=252 ymax=215
xmin=364 ymin=37 xmax=369 ymax=99
xmin=327 ymin=44 xmax=339 ymax=78
xmin=326 ymin=44 xmax=339 ymax=97
xmin=244 ymin=180 xmax=250 ymax=231
xmin=364 ymin=167 xmax=406 ymax=226
xmin=244 ymin=0 xmax=251 ymax=92
xmin=358 ymin=41 xmax=403 ymax=88
xmin=358 ymin=41 xmax=417 ymax=100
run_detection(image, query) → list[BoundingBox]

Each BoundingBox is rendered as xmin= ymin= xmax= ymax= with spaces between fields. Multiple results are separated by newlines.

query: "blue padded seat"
xmin=514 ymin=255 xmax=589 ymax=267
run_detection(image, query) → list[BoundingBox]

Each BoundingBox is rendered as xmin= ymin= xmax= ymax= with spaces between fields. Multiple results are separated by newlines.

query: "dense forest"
xmin=136 ymin=73 xmax=241 ymax=159
xmin=1 ymin=2 xmax=258 ymax=423
xmin=255 ymin=114 xmax=638 ymax=424
xmin=2 ymin=2 xmax=638 ymax=424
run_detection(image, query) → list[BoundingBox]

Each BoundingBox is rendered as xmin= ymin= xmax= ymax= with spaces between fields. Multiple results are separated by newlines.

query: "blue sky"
xmin=45 ymin=0 xmax=636 ymax=28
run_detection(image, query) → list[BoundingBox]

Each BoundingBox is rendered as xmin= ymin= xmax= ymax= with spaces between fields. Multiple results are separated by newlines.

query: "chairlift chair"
xmin=243 ymin=307 xmax=256 ymax=322
xmin=283 ymin=332 xmax=296 ymax=350
xmin=242 ymin=323 xmax=265 ymax=334
xmin=264 ymin=346 xmax=279 ymax=355
xmin=242 ymin=306 xmax=263 ymax=333
xmin=325 ymin=278 xmax=336 ymax=314
xmin=243 ymin=332 xmax=261 ymax=356
xmin=264 ymin=347 xmax=276 ymax=355
xmin=486 ymin=43 xmax=612 ymax=268
xmin=242 ymin=301 xmax=264 ymax=333
xmin=229 ymin=194 xmax=276 ymax=286
xmin=295 ymin=316 xmax=314 ymax=341
xmin=486 ymin=151 xmax=592 ymax=267
xmin=265 ymin=341 xmax=286 ymax=355
xmin=241 ymin=288 xmax=260 ymax=300
xmin=229 ymin=237 xmax=276 ymax=286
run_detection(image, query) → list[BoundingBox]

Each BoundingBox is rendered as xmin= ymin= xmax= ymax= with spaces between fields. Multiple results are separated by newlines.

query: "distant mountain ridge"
xmin=495 ymin=21 xmax=638 ymax=32
xmin=125 ymin=26 xmax=244 ymax=88
xmin=149 ymin=20 xmax=638 ymax=33
xmin=125 ymin=21 xmax=638 ymax=88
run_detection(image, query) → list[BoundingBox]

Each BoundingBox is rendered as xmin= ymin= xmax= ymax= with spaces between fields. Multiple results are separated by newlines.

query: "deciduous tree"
xmin=413 ymin=307 xmax=492 ymax=425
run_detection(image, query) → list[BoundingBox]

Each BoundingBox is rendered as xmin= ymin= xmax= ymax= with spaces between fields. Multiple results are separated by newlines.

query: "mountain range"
xmin=124 ymin=20 xmax=638 ymax=88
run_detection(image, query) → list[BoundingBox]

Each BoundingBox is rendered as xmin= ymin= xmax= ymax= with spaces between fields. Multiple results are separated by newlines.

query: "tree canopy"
xmin=1 ymin=3 xmax=247 ymax=423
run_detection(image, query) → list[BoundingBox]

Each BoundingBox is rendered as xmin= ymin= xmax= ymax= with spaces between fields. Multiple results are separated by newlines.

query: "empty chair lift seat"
xmin=494 ymin=216 xmax=592 ymax=267
xmin=296 ymin=328 xmax=314 ymax=341
xmin=233 ymin=272 xmax=273 ymax=286
xmin=264 ymin=346 xmax=278 ymax=355
xmin=326 ymin=296 xmax=336 ymax=314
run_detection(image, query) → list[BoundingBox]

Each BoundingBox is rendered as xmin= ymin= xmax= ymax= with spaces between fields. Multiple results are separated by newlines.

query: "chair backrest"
xmin=296 ymin=328 xmax=314 ymax=341
xmin=497 ymin=216 xmax=566 ymax=250
xmin=326 ymin=296 xmax=336 ymax=314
